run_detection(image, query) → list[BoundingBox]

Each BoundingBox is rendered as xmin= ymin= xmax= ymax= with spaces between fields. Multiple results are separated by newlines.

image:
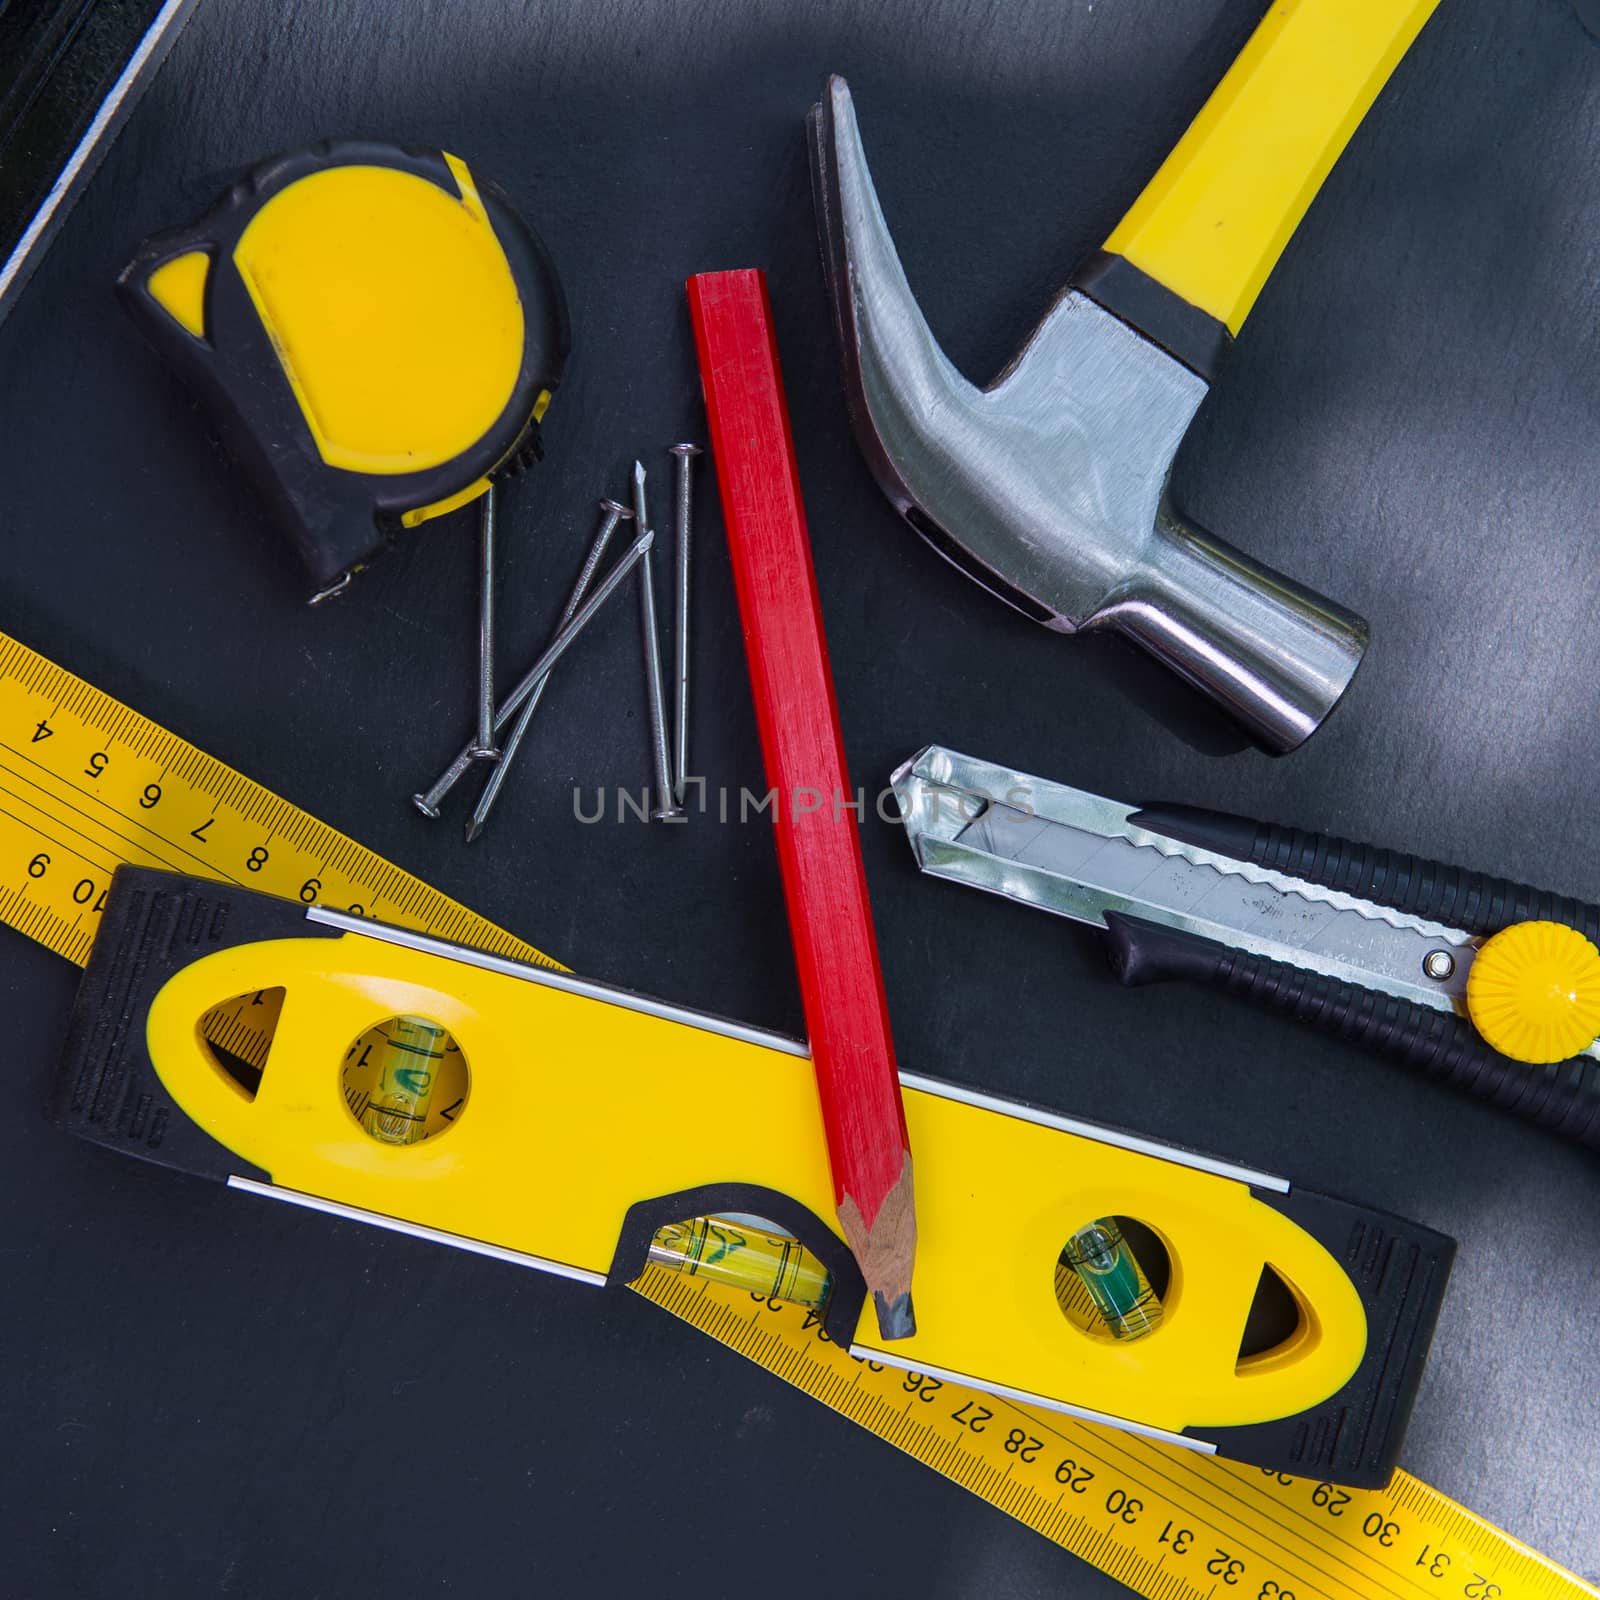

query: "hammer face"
xmin=808 ymin=75 xmax=1369 ymax=752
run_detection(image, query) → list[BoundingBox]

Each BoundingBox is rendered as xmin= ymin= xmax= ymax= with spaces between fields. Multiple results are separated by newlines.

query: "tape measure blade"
xmin=0 ymin=628 xmax=561 ymax=1005
xmin=630 ymin=1269 xmax=1597 ymax=1600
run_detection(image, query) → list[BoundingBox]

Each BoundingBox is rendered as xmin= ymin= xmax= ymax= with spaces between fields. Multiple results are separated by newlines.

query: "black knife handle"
xmin=1130 ymin=803 xmax=1600 ymax=943
xmin=1102 ymin=913 xmax=1600 ymax=1151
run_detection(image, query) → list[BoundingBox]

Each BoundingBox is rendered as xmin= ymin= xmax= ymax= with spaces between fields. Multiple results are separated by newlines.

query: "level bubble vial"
xmin=341 ymin=1014 xmax=469 ymax=1145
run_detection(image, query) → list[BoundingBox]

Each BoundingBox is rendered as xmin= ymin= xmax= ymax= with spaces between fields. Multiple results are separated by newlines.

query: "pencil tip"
xmin=872 ymin=1290 xmax=916 ymax=1341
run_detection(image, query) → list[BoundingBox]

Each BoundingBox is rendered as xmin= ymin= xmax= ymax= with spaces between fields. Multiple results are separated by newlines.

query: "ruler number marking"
xmin=1206 ymin=1550 xmax=1245 ymax=1585
xmin=1106 ymin=1487 xmax=1144 ymax=1524
xmin=0 ymin=800 xmax=123 ymax=881
xmin=952 ymin=1400 xmax=993 ymax=1433
xmin=1313 ymin=1484 xmax=1353 ymax=1518
xmin=1363 ymin=1514 xmax=1402 ymax=1549
xmin=1415 ymin=1548 xmax=1450 ymax=1580
xmin=0 ymin=740 xmax=204 ymax=875
xmin=1003 ymin=1428 xmax=1043 ymax=1463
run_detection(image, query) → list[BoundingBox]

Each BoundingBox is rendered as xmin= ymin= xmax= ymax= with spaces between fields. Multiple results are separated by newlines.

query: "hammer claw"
xmin=808 ymin=74 xmax=1370 ymax=754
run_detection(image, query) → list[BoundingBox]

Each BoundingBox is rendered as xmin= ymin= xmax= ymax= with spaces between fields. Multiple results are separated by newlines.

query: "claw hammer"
xmin=811 ymin=1 xmax=1444 ymax=752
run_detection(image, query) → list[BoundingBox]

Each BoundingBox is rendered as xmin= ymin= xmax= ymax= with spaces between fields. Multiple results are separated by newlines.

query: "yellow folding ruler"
xmin=1 ymin=625 xmax=1593 ymax=1600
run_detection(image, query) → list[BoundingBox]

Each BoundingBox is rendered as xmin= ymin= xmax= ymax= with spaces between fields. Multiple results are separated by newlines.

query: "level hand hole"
xmin=1237 ymin=1265 xmax=1303 ymax=1368
xmin=198 ymin=987 xmax=286 ymax=1100
xmin=341 ymin=1015 xmax=469 ymax=1145
xmin=1055 ymin=1216 xmax=1168 ymax=1343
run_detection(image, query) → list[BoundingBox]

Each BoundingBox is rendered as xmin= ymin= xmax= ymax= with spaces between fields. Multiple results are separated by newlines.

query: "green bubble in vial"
xmin=364 ymin=1015 xmax=448 ymax=1146
xmin=1062 ymin=1219 xmax=1163 ymax=1341
xmin=647 ymin=1217 xmax=833 ymax=1309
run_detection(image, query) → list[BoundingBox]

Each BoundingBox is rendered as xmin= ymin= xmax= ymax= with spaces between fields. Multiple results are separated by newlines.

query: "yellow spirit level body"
xmin=56 ymin=869 xmax=1453 ymax=1486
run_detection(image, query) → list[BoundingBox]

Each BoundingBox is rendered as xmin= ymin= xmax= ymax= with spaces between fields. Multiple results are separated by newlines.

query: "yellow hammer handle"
xmin=1104 ymin=0 xmax=1443 ymax=335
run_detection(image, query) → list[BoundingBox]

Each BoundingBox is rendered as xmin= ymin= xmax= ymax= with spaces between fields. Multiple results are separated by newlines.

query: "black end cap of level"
xmin=52 ymin=867 xmax=340 ymax=1183
xmin=1191 ymin=1187 xmax=1454 ymax=1488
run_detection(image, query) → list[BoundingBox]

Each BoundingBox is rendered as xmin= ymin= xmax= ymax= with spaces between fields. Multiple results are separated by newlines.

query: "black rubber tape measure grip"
xmin=118 ymin=140 xmax=570 ymax=596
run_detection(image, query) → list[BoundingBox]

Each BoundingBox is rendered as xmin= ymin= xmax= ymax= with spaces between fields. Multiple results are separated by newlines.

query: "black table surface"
xmin=3 ymin=0 xmax=1599 ymax=1594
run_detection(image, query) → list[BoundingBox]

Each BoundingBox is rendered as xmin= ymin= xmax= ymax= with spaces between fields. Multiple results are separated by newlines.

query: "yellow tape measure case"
xmin=56 ymin=868 xmax=1455 ymax=1488
xmin=118 ymin=140 xmax=570 ymax=594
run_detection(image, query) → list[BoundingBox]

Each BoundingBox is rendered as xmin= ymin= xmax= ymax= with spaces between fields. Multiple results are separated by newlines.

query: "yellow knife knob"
xmin=1466 ymin=921 xmax=1600 ymax=1064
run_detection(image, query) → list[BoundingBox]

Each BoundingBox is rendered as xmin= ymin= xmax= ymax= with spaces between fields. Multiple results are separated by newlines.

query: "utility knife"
xmin=892 ymin=747 xmax=1600 ymax=1149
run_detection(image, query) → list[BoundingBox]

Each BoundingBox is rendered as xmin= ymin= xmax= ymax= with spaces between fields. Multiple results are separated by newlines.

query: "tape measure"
xmin=0 ymin=628 xmax=559 ymax=1012
xmin=120 ymin=141 xmax=569 ymax=596
xmin=0 ymin=624 xmax=1593 ymax=1600
xmin=634 ymin=1265 xmax=1592 ymax=1600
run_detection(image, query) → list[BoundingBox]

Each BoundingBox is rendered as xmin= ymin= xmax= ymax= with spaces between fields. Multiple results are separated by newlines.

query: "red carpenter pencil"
xmin=687 ymin=268 xmax=916 ymax=1340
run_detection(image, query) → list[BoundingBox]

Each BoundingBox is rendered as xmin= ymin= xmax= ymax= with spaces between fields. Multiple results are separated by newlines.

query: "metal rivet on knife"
xmin=1423 ymin=950 xmax=1455 ymax=981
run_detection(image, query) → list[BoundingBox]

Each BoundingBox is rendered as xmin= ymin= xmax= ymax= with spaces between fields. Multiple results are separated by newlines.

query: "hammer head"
xmin=808 ymin=76 xmax=1367 ymax=754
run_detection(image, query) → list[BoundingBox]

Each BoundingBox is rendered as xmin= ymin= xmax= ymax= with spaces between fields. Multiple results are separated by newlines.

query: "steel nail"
xmin=412 ymin=528 xmax=655 ymax=815
xmin=639 ymin=551 xmax=680 ymax=821
xmin=464 ymin=499 xmax=633 ymax=842
xmin=632 ymin=461 xmax=682 ymax=821
xmin=669 ymin=443 xmax=701 ymax=804
xmin=468 ymin=487 xmax=500 ymax=760
xmin=631 ymin=457 xmax=648 ymax=535
xmin=412 ymin=750 xmax=468 ymax=817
